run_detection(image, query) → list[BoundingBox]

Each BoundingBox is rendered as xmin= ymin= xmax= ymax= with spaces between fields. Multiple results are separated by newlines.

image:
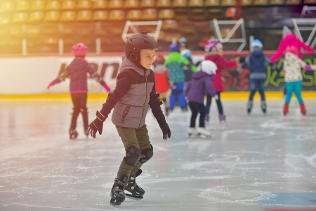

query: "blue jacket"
xmin=245 ymin=49 xmax=269 ymax=79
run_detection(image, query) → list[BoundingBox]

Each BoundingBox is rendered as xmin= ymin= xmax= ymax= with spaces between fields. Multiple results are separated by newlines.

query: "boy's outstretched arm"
xmin=88 ymin=73 xmax=131 ymax=138
xmin=149 ymin=84 xmax=171 ymax=140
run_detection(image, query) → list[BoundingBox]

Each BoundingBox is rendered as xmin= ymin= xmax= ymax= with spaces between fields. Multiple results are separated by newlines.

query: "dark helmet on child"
xmin=125 ymin=33 xmax=158 ymax=65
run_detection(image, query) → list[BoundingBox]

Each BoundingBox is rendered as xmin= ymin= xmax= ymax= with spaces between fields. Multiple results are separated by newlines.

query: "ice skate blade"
xmin=125 ymin=193 xmax=143 ymax=200
xmin=110 ymin=199 xmax=123 ymax=206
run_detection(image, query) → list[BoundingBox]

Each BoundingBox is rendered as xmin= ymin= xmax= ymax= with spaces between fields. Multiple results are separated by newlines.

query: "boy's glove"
xmin=159 ymin=122 xmax=171 ymax=140
xmin=88 ymin=111 xmax=107 ymax=138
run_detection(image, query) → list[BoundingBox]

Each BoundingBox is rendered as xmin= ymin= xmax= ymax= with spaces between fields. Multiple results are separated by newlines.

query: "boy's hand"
xmin=88 ymin=111 xmax=106 ymax=138
xmin=161 ymin=122 xmax=171 ymax=140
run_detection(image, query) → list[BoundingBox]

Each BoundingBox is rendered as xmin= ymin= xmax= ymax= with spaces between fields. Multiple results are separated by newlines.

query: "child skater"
xmin=279 ymin=46 xmax=315 ymax=115
xmin=47 ymin=43 xmax=110 ymax=139
xmin=204 ymin=39 xmax=241 ymax=123
xmin=270 ymin=34 xmax=316 ymax=115
xmin=153 ymin=54 xmax=171 ymax=116
xmin=87 ymin=34 xmax=171 ymax=206
xmin=185 ymin=60 xmax=217 ymax=138
xmin=245 ymin=39 xmax=270 ymax=114
xmin=165 ymin=43 xmax=189 ymax=111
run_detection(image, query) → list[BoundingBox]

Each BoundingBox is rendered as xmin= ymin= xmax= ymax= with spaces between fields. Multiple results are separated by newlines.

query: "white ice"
xmin=0 ymin=98 xmax=316 ymax=211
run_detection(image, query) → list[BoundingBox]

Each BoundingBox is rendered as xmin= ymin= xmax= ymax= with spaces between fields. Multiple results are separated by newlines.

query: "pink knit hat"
xmin=72 ymin=43 xmax=88 ymax=56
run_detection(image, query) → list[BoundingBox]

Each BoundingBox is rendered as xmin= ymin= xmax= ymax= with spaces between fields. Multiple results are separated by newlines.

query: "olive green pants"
xmin=116 ymin=125 xmax=152 ymax=179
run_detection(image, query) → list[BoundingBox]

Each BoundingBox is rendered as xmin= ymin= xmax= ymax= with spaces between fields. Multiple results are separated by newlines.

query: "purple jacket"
xmin=65 ymin=58 xmax=96 ymax=92
xmin=185 ymin=71 xmax=216 ymax=104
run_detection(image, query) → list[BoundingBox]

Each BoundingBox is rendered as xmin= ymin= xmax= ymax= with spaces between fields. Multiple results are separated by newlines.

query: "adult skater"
xmin=87 ymin=33 xmax=171 ymax=206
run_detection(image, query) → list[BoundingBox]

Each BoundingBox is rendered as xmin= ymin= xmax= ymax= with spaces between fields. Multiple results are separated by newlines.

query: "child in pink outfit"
xmin=47 ymin=43 xmax=110 ymax=139
xmin=269 ymin=34 xmax=316 ymax=115
xmin=204 ymin=39 xmax=241 ymax=123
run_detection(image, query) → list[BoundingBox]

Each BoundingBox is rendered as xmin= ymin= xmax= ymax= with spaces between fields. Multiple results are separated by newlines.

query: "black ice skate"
xmin=110 ymin=176 xmax=128 ymax=206
xmin=69 ymin=129 xmax=78 ymax=140
xmin=125 ymin=169 xmax=145 ymax=199
xmin=247 ymin=101 xmax=253 ymax=114
xmin=261 ymin=101 xmax=267 ymax=114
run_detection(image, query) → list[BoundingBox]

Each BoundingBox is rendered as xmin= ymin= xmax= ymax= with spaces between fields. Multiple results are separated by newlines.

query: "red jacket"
xmin=154 ymin=70 xmax=170 ymax=94
xmin=205 ymin=55 xmax=238 ymax=92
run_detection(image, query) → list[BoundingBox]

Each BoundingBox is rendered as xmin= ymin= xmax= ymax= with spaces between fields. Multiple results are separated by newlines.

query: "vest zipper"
xmin=139 ymin=73 xmax=148 ymax=128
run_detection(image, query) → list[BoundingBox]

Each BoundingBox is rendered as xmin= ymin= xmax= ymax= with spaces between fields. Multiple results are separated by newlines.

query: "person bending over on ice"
xmin=87 ymin=33 xmax=171 ymax=206
xmin=47 ymin=43 xmax=110 ymax=139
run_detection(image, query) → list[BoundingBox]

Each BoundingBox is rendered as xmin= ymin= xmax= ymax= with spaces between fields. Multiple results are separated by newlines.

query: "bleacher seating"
xmin=93 ymin=0 xmax=107 ymax=9
xmin=29 ymin=11 xmax=44 ymax=22
xmin=157 ymin=0 xmax=172 ymax=7
xmin=286 ymin=0 xmax=301 ymax=4
xmin=31 ymin=0 xmax=45 ymax=10
xmin=62 ymin=0 xmax=76 ymax=10
xmin=0 ymin=1 xmax=15 ymax=12
xmin=16 ymin=0 xmax=30 ymax=11
xmin=93 ymin=11 xmax=108 ymax=21
xmin=78 ymin=0 xmax=92 ymax=9
xmin=159 ymin=9 xmax=175 ymax=19
xmin=142 ymin=8 xmax=157 ymax=20
xmin=222 ymin=0 xmax=236 ymax=6
xmin=304 ymin=0 xmax=316 ymax=3
xmin=125 ymin=0 xmax=139 ymax=8
xmin=127 ymin=10 xmax=142 ymax=20
xmin=205 ymin=0 xmax=220 ymax=6
xmin=189 ymin=0 xmax=204 ymax=7
xmin=141 ymin=0 xmax=156 ymax=8
xmin=270 ymin=0 xmax=285 ymax=5
xmin=0 ymin=14 xmax=10 ymax=24
xmin=12 ymin=12 xmax=28 ymax=23
xmin=108 ymin=10 xmax=125 ymax=21
xmin=60 ymin=11 xmax=76 ymax=22
xmin=253 ymin=0 xmax=268 ymax=5
xmin=46 ymin=0 xmax=61 ymax=10
xmin=77 ymin=10 xmax=92 ymax=21
xmin=109 ymin=0 xmax=123 ymax=8
xmin=45 ymin=11 xmax=60 ymax=22
xmin=173 ymin=0 xmax=188 ymax=7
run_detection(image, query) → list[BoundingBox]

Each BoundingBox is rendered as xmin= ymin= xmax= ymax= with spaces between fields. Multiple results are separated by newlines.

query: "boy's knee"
xmin=125 ymin=146 xmax=141 ymax=166
xmin=139 ymin=145 xmax=153 ymax=164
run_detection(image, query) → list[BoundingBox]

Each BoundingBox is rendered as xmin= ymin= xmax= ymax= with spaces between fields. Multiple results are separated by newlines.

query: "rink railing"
xmin=0 ymin=51 xmax=315 ymax=99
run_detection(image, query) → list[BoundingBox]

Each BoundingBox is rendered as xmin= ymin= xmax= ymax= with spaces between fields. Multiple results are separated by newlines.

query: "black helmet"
xmin=125 ymin=33 xmax=158 ymax=64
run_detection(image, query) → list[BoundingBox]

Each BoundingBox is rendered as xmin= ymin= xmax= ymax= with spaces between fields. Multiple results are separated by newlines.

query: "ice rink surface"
xmin=0 ymin=98 xmax=316 ymax=211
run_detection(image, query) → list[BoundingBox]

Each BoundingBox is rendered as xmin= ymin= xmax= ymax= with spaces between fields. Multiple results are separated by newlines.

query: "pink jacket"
xmin=270 ymin=34 xmax=314 ymax=62
xmin=205 ymin=54 xmax=238 ymax=92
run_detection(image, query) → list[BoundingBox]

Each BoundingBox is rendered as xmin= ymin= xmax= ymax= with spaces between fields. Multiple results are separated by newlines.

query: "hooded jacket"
xmin=205 ymin=54 xmax=238 ymax=92
xmin=270 ymin=34 xmax=314 ymax=62
xmin=165 ymin=52 xmax=189 ymax=83
xmin=185 ymin=71 xmax=216 ymax=104
xmin=100 ymin=57 xmax=166 ymax=129
xmin=245 ymin=49 xmax=269 ymax=79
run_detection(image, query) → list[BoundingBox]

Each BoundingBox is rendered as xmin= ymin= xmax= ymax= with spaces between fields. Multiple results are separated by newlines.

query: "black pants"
xmin=70 ymin=93 xmax=88 ymax=132
xmin=205 ymin=92 xmax=224 ymax=115
xmin=189 ymin=101 xmax=205 ymax=128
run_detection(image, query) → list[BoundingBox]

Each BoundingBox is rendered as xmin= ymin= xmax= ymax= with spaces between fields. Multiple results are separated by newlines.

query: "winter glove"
xmin=88 ymin=111 xmax=107 ymax=138
xmin=160 ymin=122 xmax=171 ymax=140
xmin=47 ymin=78 xmax=61 ymax=89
